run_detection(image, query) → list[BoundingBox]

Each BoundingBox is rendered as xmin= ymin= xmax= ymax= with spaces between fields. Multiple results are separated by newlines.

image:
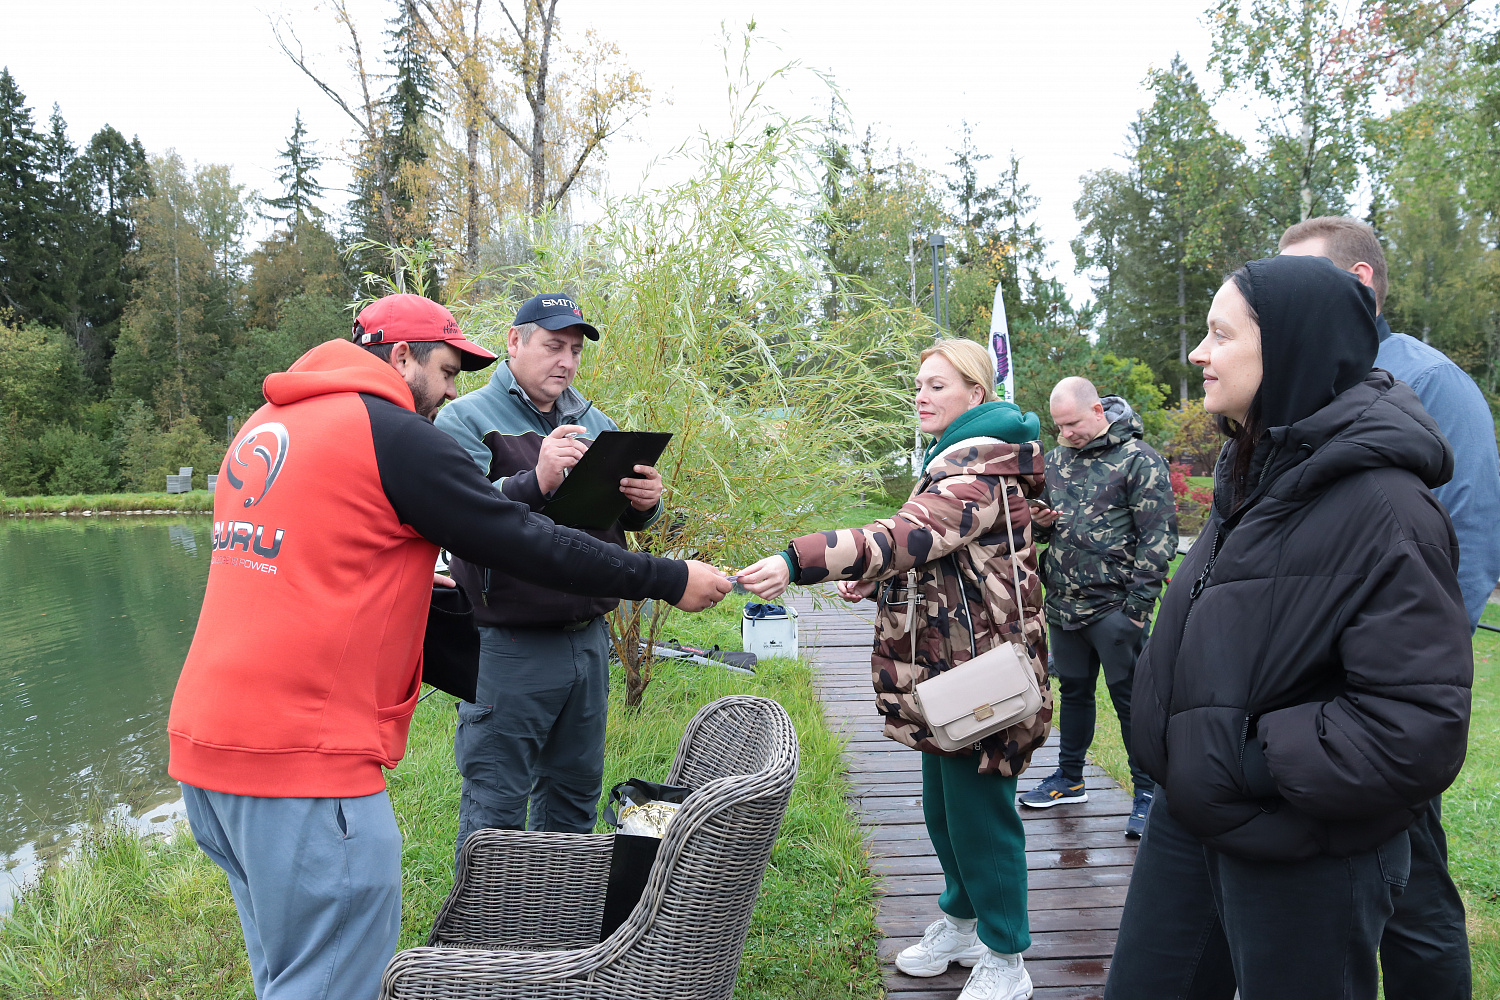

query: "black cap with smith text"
xmin=514 ymin=292 xmax=600 ymax=341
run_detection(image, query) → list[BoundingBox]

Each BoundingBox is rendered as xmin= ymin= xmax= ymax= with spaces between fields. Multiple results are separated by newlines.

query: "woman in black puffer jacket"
xmin=1104 ymin=255 xmax=1472 ymax=1000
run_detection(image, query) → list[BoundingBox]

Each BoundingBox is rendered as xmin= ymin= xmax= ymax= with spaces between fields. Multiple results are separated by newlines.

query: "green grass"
xmin=1449 ymin=603 xmax=1500 ymax=998
xmin=806 ymin=498 xmax=903 ymax=533
xmin=0 ymin=595 xmax=881 ymax=1000
xmin=0 ymin=823 xmax=253 ymax=998
xmin=1 ymin=492 xmax=215 ymax=515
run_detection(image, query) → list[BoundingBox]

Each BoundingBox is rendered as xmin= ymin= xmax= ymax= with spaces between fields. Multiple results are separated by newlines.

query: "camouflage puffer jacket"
xmin=1037 ymin=396 xmax=1177 ymax=628
xmin=790 ymin=437 xmax=1051 ymax=776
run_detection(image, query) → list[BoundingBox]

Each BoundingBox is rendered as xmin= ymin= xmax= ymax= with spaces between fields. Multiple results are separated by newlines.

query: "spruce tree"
xmin=386 ymin=3 xmax=436 ymax=198
xmin=945 ymin=123 xmax=996 ymax=247
xmin=347 ymin=2 xmax=436 ymax=253
xmin=76 ymin=126 xmax=150 ymax=380
xmin=35 ymin=106 xmax=88 ymax=335
xmin=261 ymin=111 xmax=325 ymax=234
xmin=0 ymin=68 xmax=47 ymax=321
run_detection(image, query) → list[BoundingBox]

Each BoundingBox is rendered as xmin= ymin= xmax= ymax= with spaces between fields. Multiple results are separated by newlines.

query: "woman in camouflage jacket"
xmin=740 ymin=339 xmax=1048 ymax=1000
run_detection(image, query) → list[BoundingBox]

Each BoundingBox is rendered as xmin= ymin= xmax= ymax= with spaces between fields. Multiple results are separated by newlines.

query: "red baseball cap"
xmin=352 ymin=294 xmax=499 ymax=371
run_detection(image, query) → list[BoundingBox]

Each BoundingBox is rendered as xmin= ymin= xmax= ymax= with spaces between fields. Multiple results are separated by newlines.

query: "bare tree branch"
xmin=546 ymin=93 xmax=649 ymax=208
xmin=269 ymin=18 xmax=365 ymax=131
xmin=1405 ymin=0 xmax=1482 ymax=53
xmin=547 ymin=135 xmax=601 ymax=208
xmin=496 ymin=0 xmax=525 ymax=44
xmin=334 ymin=0 xmax=380 ymax=129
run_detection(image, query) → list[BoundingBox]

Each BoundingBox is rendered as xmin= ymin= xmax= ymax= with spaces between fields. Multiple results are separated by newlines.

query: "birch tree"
xmin=406 ymin=0 xmax=650 ymax=229
xmin=111 ymin=154 xmax=220 ymax=421
xmin=1209 ymin=0 xmax=1360 ymax=226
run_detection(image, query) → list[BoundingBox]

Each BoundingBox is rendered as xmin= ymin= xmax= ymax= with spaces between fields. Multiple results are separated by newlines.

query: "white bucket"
xmin=742 ymin=605 xmax=798 ymax=659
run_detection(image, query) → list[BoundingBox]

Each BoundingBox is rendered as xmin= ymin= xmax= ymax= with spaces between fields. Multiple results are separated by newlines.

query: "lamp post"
xmin=928 ymin=233 xmax=947 ymax=330
xmin=913 ymin=233 xmax=950 ymax=473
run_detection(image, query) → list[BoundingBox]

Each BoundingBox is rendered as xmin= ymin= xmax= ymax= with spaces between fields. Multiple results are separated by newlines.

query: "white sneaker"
xmin=894 ymin=915 xmax=988 ymax=977
xmin=958 ymin=949 xmax=1033 ymax=1000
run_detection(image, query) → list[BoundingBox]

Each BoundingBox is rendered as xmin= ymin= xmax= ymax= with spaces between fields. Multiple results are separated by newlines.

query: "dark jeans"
xmin=1105 ymin=789 xmax=1410 ymax=1000
xmin=1051 ymin=611 xmax=1153 ymax=794
xmin=1380 ymin=797 xmax=1471 ymax=1000
xmin=453 ymin=620 xmax=611 ymax=863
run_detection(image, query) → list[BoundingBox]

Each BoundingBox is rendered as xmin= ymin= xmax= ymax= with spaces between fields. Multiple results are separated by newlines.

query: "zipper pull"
xmin=1190 ymin=559 xmax=1215 ymax=599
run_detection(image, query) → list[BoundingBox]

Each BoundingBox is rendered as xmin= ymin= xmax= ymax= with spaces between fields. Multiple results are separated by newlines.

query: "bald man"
xmin=1019 ymin=378 xmax=1176 ymax=838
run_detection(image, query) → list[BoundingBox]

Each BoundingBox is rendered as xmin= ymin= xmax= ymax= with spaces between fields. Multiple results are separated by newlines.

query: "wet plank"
xmin=790 ymin=591 xmax=1135 ymax=1000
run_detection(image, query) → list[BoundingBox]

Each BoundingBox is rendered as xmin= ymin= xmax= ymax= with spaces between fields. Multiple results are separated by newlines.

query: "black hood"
xmin=1243 ymin=255 xmax=1379 ymax=430
xmin=1214 ymin=370 xmax=1454 ymax=519
xmin=1269 ymin=370 xmax=1454 ymax=500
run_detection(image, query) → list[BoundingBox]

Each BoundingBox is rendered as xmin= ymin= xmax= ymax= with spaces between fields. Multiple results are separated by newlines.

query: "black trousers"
xmin=1380 ymin=797 xmax=1471 ymax=1000
xmin=1051 ymin=611 xmax=1152 ymax=794
xmin=1105 ymin=789 xmax=1410 ymax=1000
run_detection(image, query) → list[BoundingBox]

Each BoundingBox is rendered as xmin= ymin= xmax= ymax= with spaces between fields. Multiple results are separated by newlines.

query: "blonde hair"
xmin=920 ymin=338 xmax=997 ymax=403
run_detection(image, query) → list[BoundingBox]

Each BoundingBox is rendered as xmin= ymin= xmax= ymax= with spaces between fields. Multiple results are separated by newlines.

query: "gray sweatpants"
xmin=180 ymin=782 xmax=402 ymax=1000
xmin=453 ymin=619 xmax=610 ymax=861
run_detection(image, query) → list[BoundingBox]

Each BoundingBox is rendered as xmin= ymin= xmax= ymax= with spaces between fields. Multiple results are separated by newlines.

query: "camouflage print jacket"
xmin=790 ymin=437 xmax=1051 ymax=776
xmin=1036 ymin=396 xmax=1177 ymax=628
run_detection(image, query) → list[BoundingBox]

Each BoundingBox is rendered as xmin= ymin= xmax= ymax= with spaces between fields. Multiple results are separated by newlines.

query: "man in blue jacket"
xmin=1283 ymin=216 xmax=1500 ymax=1000
xmin=435 ymin=293 xmax=664 ymax=858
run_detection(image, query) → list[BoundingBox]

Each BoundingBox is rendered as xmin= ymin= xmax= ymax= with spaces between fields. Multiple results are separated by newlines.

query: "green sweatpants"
xmin=922 ymin=751 xmax=1031 ymax=954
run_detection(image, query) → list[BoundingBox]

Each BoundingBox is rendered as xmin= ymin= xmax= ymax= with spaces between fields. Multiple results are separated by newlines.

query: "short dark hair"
xmin=1278 ymin=216 xmax=1388 ymax=311
xmin=360 ymin=340 xmax=443 ymax=365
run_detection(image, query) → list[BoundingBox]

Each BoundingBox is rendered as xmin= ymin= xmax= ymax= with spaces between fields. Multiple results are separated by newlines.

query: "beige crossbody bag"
xmin=909 ymin=485 xmax=1044 ymax=751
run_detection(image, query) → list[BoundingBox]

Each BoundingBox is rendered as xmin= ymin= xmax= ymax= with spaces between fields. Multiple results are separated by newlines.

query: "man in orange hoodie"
xmin=168 ymin=294 xmax=729 ymax=1000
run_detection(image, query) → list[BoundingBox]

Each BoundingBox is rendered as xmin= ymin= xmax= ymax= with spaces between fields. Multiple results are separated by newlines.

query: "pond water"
xmin=0 ymin=515 xmax=209 ymax=913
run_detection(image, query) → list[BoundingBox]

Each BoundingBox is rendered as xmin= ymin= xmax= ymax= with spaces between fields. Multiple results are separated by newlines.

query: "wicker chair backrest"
xmin=666 ymin=694 xmax=779 ymax=790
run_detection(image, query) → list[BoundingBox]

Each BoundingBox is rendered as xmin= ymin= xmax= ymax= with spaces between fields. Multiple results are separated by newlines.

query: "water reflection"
xmin=0 ymin=516 xmax=209 ymax=912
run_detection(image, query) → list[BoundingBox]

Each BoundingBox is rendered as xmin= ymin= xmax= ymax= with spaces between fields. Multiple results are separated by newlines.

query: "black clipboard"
xmin=540 ymin=430 xmax=672 ymax=530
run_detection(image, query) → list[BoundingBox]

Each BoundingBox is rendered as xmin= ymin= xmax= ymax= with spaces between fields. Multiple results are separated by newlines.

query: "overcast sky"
xmin=3 ymin=0 xmax=1267 ymax=305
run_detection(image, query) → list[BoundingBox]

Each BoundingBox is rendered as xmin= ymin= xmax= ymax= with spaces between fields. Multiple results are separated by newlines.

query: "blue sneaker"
xmin=1018 ymin=768 xmax=1087 ymax=808
xmin=1125 ymin=790 xmax=1154 ymax=838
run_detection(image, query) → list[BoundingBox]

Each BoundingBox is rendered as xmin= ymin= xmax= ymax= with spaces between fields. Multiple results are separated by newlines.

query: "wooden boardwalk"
xmin=790 ymin=593 xmax=1135 ymax=1000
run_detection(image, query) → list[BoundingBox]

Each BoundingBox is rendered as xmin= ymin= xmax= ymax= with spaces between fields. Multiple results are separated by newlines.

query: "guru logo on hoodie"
xmin=225 ymin=422 xmax=289 ymax=507
xmin=214 ymin=422 xmax=290 ymax=569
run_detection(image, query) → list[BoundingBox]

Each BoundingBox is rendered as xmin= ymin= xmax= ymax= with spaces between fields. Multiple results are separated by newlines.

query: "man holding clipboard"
xmin=435 ymin=292 xmax=666 ymax=856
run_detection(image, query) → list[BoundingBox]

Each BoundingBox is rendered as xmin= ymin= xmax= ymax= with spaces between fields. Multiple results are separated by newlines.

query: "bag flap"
xmin=914 ymin=645 xmax=1034 ymax=727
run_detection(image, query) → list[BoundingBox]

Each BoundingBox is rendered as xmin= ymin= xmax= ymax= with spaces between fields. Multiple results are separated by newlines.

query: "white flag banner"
xmin=989 ymin=283 xmax=1015 ymax=403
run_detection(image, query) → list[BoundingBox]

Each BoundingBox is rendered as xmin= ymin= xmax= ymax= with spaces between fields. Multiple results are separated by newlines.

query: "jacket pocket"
xmin=375 ymin=674 xmax=422 ymax=763
xmin=1239 ymin=716 xmax=1279 ymax=800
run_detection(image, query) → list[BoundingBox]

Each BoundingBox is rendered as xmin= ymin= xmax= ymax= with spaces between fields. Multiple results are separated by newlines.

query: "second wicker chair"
xmin=379 ymin=693 xmax=800 ymax=1000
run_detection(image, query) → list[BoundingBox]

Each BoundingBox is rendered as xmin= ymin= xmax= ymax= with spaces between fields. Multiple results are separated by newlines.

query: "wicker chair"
xmin=379 ymin=694 xmax=799 ymax=1000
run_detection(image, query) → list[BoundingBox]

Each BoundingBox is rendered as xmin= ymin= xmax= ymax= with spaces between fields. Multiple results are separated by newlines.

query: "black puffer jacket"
xmin=1133 ymin=257 xmax=1472 ymax=862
